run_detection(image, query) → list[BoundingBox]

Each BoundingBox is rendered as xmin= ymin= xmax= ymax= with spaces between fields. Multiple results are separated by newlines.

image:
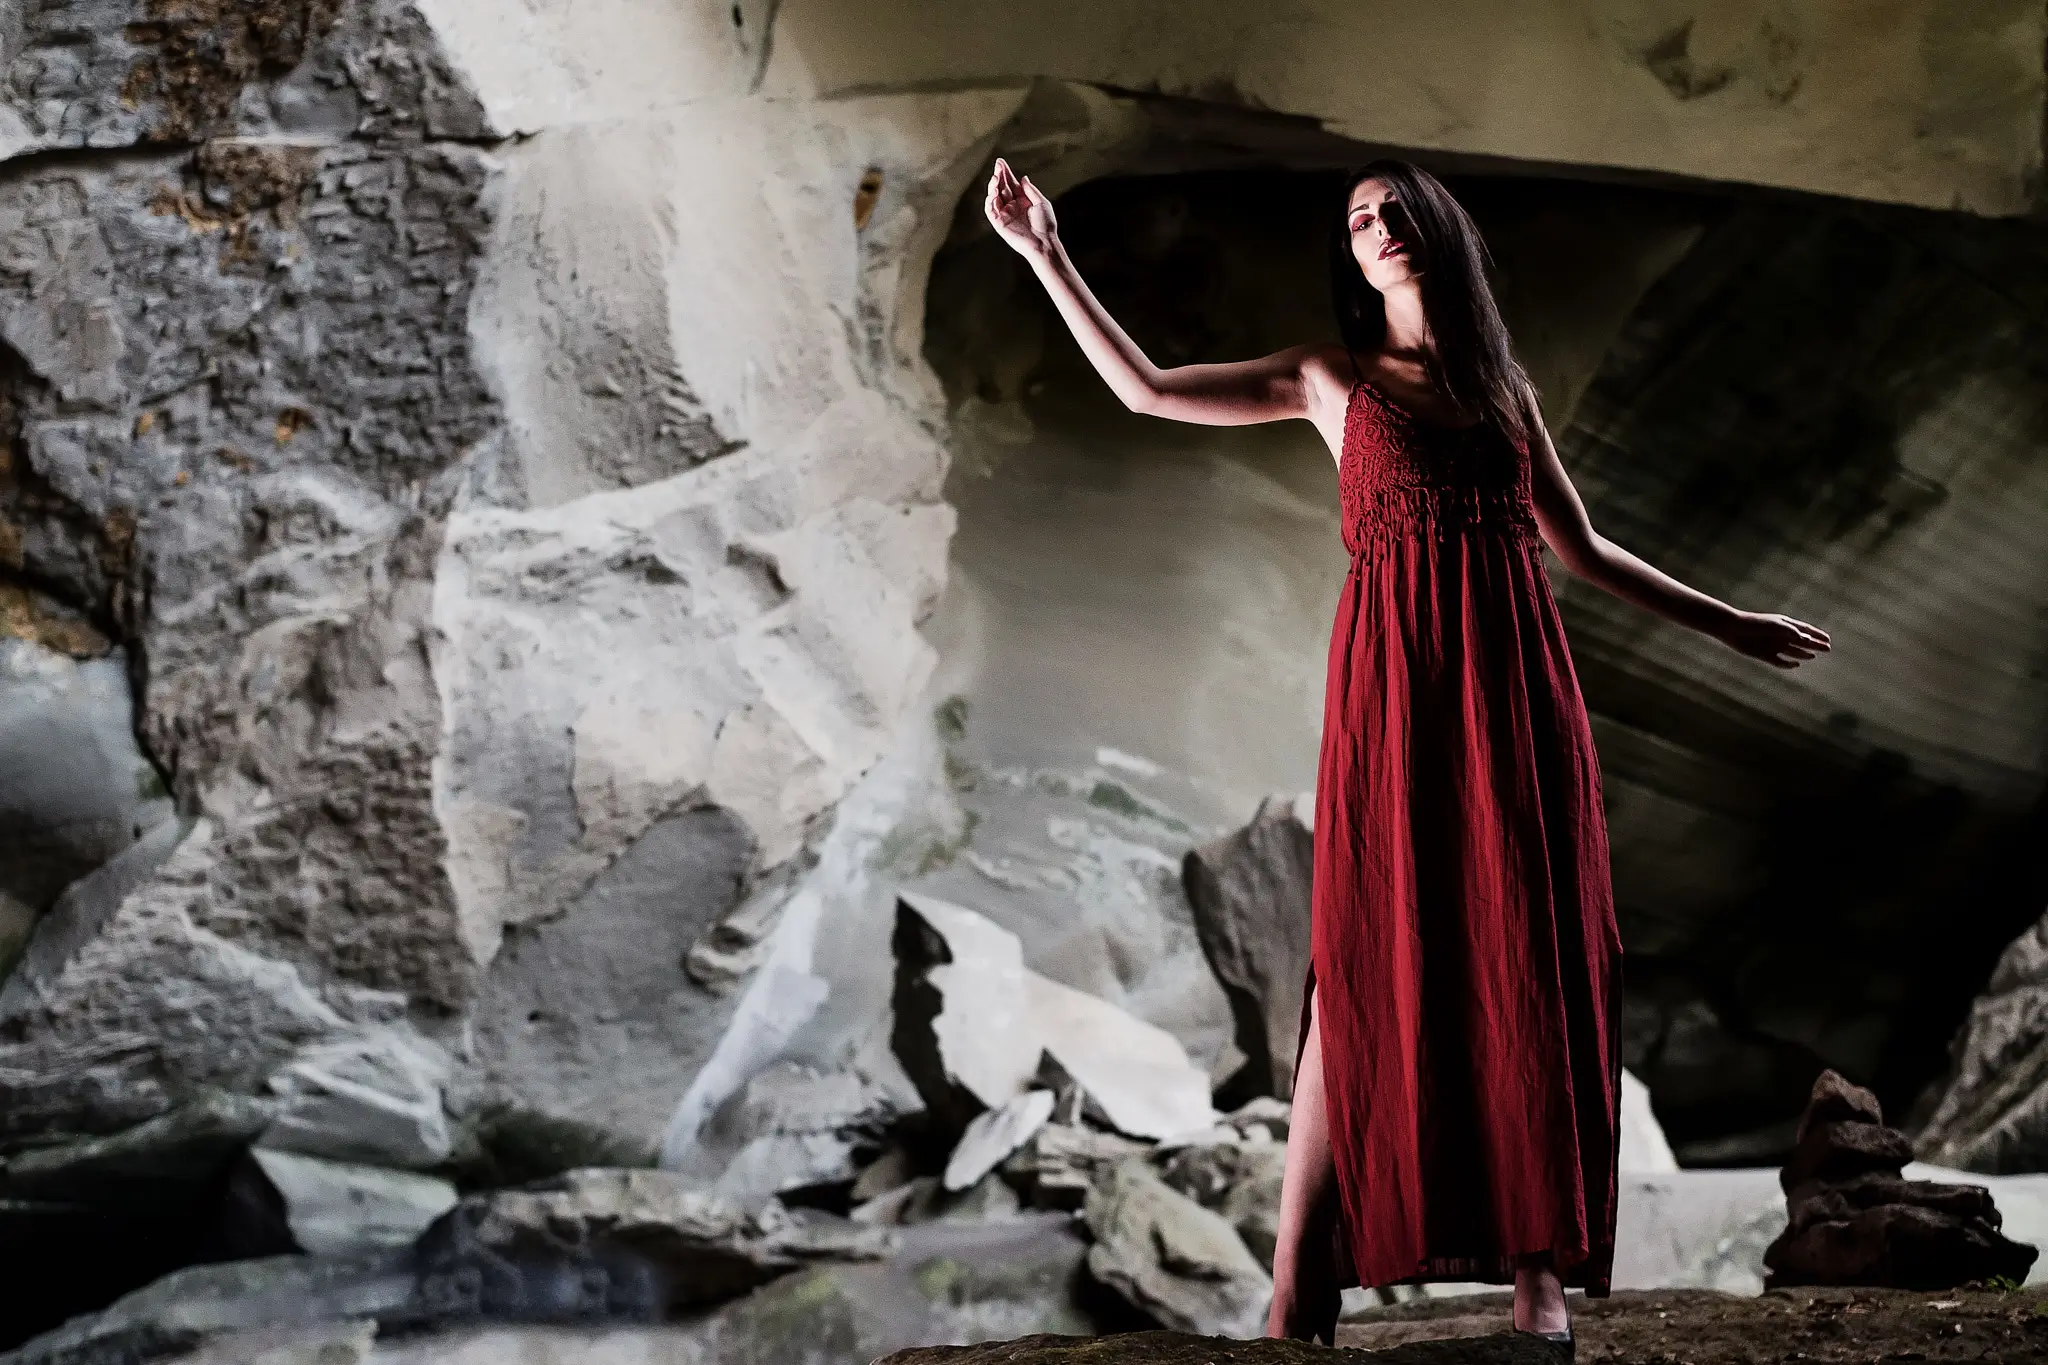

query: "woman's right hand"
xmin=1715 ymin=609 xmax=1831 ymax=669
xmin=984 ymin=157 xmax=1059 ymax=261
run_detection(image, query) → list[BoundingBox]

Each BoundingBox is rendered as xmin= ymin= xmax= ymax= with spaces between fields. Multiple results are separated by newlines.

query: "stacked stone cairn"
xmin=1764 ymin=1069 xmax=2036 ymax=1289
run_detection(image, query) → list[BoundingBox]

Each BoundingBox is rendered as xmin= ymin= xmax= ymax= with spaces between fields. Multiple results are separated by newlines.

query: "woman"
xmin=981 ymin=157 xmax=1829 ymax=1348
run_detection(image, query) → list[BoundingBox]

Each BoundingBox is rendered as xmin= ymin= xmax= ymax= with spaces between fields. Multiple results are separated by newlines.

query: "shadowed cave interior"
xmin=917 ymin=164 xmax=2048 ymax=1162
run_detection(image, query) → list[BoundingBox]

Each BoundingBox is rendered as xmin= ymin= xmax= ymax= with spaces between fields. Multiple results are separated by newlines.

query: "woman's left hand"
xmin=1716 ymin=610 xmax=1831 ymax=669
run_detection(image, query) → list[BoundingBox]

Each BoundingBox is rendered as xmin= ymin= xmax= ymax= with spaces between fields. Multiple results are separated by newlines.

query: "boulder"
xmin=0 ymin=1254 xmax=415 ymax=1365
xmin=854 ymin=1175 xmax=942 ymax=1225
xmin=1763 ymin=1070 xmax=2038 ymax=1289
xmin=167 ymin=1322 xmax=380 ymax=1365
xmin=945 ymin=1089 xmax=1056 ymax=1192
xmin=1003 ymin=1124 xmax=1152 ymax=1212
xmin=677 ymin=1062 xmax=902 ymax=1210
xmin=891 ymin=895 xmax=1215 ymax=1143
xmin=1916 ymin=906 xmax=2048 ymax=1173
xmin=1028 ymin=975 xmax=1216 ymax=1141
xmin=443 ymin=1101 xmax=660 ymax=1191
xmin=852 ymin=1146 xmax=917 ymax=1203
xmin=1155 ymin=1138 xmax=1289 ymax=1270
xmin=385 ymin=1217 xmax=1102 ymax=1365
xmin=892 ymin=895 xmax=1044 ymax=1141
xmin=258 ymin=1032 xmax=454 ymax=1171
xmin=247 ymin=1149 xmax=458 ymax=1258
xmin=1081 ymin=1159 xmax=1270 ymax=1339
xmin=0 ymin=815 xmax=188 ymax=1021
xmin=0 ymin=1090 xmax=277 ymax=1202
xmin=409 ymin=1168 xmax=897 ymax=1323
xmin=7 ymin=1215 xmax=1100 ymax=1364
xmin=1219 ymin=1097 xmax=1291 ymax=1144
xmin=1802 ymin=1069 xmax=1886 ymax=1131
xmin=1180 ymin=793 xmax=1314 ymax=1101
xmin=852 ymin=1171 xmax=1027 ymax=1227
xmin=713 ymin=1132 xmax=865 ymax=1210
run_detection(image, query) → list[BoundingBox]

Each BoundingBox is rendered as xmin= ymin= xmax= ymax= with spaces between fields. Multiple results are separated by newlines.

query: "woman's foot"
xmin=1512 ymin=1256 xmax=1570 ymax=1336
xmin=1266 ymin=1278 xmax=1340 ymax=1344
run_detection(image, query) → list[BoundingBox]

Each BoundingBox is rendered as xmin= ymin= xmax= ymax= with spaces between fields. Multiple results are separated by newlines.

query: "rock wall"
xmin=763 ymin=0 xmax=2047 ymax=214
xmin=0 ymin=0 xmax=499 ymax=1139
xmin=3 ymin=0 xmax=2047 ymax=1188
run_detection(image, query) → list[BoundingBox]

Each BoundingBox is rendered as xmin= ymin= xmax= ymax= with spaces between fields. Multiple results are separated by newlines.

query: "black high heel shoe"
xmin=1514 ymin=1327 xmax=1575 ymax=1362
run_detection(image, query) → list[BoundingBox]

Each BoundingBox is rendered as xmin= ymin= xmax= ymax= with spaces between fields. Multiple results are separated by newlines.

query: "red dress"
xmin=1307 ymin=377 xmax=1623 ymax=1294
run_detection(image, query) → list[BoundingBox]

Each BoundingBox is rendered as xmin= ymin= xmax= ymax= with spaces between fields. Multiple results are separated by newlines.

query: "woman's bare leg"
xmin=1512 ymin=1253 xmax=1569 ymax=1335
xmin=1266 ymin=991 xmax=1342 ymax=1342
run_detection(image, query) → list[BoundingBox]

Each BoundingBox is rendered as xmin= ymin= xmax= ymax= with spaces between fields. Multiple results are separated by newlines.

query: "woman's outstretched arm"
xmin=984 ymin=158 xmax=1325 ymax=427
xmin=1523 ymin=388 xmax=1831 ymax=670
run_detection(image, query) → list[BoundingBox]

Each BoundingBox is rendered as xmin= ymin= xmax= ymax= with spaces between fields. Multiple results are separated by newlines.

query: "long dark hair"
xmin=1328 ymin=159 xmax=1538 ymax=449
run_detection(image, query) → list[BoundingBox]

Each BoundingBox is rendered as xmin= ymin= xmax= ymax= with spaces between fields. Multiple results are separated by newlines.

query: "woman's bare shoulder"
xmin=1297 ymin=343 xmax=1369 ymax=416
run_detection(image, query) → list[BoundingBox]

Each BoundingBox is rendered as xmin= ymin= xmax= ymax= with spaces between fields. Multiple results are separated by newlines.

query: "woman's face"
xmin=1346 ymin=178 xmax=1422 ymax=292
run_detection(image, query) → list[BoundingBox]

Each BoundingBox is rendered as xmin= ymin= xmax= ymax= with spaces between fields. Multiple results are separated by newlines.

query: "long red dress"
xmin=1307 ymin=376 xmax=1623 ymax=1294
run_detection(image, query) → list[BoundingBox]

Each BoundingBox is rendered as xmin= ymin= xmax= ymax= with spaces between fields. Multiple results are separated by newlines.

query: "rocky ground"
xmin=1346 ymin=1287 xmax=2048 ymax=1364
xmin=881 ymin=1287 xmax=2048 ymax=1364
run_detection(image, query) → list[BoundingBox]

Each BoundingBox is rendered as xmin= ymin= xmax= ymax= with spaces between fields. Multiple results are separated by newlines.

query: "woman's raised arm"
xmin=985 ymin=158 xmax=1321 ymax=427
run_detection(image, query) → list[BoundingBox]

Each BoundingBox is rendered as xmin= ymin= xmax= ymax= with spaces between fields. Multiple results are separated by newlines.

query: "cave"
xmin=4 ymin=0 xmax=2048 ymax=1352
xmin=913 ymin=161 xmax=2048 ymax=1160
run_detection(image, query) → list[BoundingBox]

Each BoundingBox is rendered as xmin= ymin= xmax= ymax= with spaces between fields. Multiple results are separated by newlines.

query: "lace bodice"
xmin=1339 ymin=379 xmax=1538 ymax=557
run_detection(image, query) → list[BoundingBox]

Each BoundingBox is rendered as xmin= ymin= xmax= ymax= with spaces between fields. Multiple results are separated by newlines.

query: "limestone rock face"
xmin=1181 ymin=793 xmax=1314 ymax=1101
xmin=0 ymin=0 xmax=1018 ymax=1167
xmin=0 ymin=1 xmax=504 ymax=1142
xmin=1916 ymin=906 xmax=2048 ymax=1173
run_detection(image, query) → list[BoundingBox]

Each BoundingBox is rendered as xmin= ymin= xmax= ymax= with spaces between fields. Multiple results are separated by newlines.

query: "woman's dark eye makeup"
xmin=1348 ymin=198 xmax=1393 ymax=233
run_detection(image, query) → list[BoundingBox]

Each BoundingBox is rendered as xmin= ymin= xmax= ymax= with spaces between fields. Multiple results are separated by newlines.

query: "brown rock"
xmin=1764 ymin=1202 xmax=2036 ymax=1290
xmin=1784 ymin=1172 xmax=1998 ymax=1238
xmin=1778 ymin=1119 xmax=1913 ymax=1192
xmin=1796 ymin=1069 xmax=1885 ymax=1139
